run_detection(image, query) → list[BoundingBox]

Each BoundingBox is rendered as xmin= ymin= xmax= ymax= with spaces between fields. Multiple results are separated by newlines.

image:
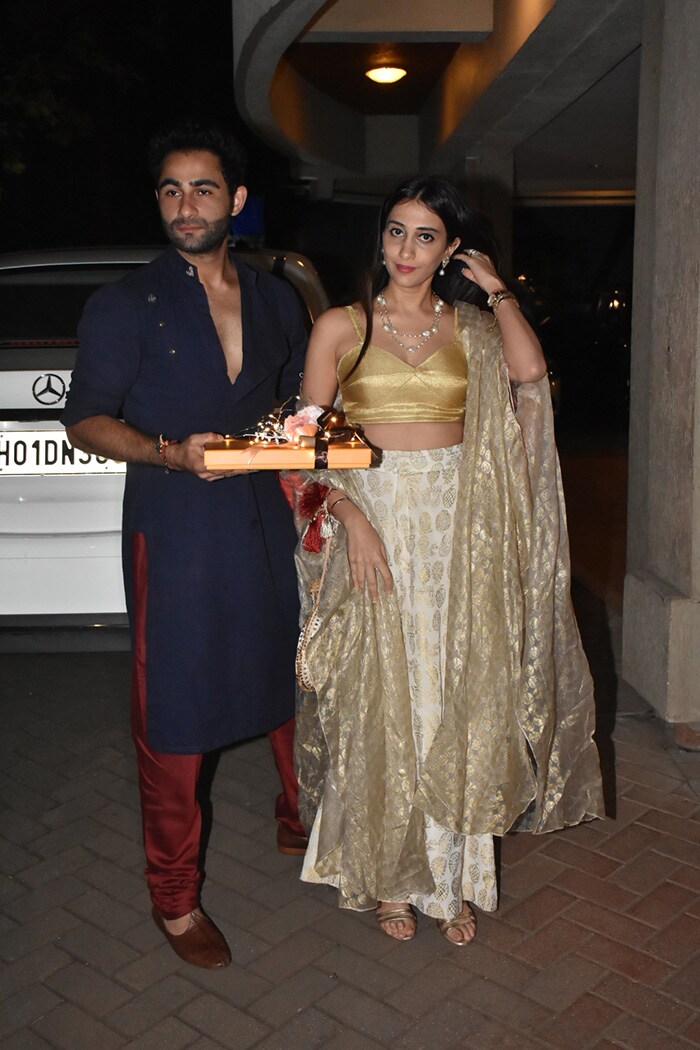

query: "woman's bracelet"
xmin=487 ymin=289 xmax=520 ymax=318
xmin=327 ymin=495 xmax=349 ymax=515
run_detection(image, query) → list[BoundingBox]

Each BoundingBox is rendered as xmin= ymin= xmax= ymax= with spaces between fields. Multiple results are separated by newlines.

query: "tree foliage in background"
xmin=0 ymin=2 xmax=140 ymax=195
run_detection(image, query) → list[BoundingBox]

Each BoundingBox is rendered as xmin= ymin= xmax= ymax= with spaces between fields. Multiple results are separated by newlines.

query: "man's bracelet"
xmin=154 ymin=434 xmax=178 ymax=473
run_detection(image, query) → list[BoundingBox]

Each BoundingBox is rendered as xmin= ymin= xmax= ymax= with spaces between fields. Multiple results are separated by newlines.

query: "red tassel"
xmin=298 ymin=481 xmax=329 ymax=520
xmin=302 ymin=515 xmax=324 ymax=553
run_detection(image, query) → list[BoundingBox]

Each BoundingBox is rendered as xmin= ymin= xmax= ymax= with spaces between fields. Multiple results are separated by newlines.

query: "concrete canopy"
xmin=232 ymin=0 xmax=642 ymax=199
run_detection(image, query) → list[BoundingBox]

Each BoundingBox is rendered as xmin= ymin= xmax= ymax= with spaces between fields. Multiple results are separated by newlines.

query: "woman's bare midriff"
xmin=362 ymin=420 xmax=464 ymax=451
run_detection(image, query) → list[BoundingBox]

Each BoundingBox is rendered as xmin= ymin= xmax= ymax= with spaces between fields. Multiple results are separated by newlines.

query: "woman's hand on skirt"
xmin=342 ymin=507 xmax=394 ymax=601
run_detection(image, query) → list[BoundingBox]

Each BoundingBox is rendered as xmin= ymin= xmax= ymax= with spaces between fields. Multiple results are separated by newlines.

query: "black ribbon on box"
xmin=313 ymin=409 xmax=368 ymax=468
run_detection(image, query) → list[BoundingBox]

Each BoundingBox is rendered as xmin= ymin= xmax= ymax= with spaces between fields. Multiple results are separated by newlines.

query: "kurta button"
xmin=169 ymin=348 xmax=176 ymax=355
xmin=147 ymin=293 xmax=156 ymax=303
xmin=159 ymin=320 xmax=166 ymax=327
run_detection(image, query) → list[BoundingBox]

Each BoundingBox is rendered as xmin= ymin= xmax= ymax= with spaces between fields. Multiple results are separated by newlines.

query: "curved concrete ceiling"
xmin=233 ymin=0 xmax=642 ymax=199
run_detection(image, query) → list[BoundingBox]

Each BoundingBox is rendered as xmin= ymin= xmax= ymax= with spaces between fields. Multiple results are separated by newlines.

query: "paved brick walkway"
xmin=2 ymin=590 xmax=699 ymax=1049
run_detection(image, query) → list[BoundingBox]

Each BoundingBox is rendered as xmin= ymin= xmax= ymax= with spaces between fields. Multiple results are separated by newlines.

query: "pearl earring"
xmin=439 ymin=256 xmax=449 ymax=277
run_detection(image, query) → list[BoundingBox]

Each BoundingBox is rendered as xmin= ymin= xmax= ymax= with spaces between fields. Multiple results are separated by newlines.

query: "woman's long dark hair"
xmin=353 ymin=176 xmax=500 ymax=373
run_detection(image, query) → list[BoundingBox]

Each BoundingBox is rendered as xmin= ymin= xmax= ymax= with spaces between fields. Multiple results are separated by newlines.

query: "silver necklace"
xmin=376 ymin=292 xmax=444 ymax=354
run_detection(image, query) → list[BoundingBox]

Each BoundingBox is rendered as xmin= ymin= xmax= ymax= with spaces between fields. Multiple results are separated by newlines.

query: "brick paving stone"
xmin=179 ymin=993 xmax=271 ymax=1049
xmin=3 ymin=875 xmax=87 ymax=924
xmin=565 ymin=899 xmax=652 ymax=947
xmin=680 ymin=1014 xmax=700 ymax=1044
xmin=608 ymin=848 xmax=682 ymax=894
xmin=626 ymin=880 xmax=699 ymax=928
xmin=500 ymin=831 xmax=548 ymax=865
xmin=622 ymin=783 xmax=700 ymax=818
xmin=248 ymin=869 xmax=312 ymax=909
xmin=29 ymin=818 xmax=104 ymax=860
xmin=0 ymin=907 xmax=83 ymax=964
xmin=500 ymin=885 xmax=577 ymax=931
xmin=500 ymin=852 xmax=567 ymax=899
xmin=220 ymin=923 xmax=287 ymax=968
xmin=639 ymin=809 xmax=700 ymax=845
xmin=252 ymin=1007 xmax=341 ymax=1050
xmin=248 ymin=893 xmax=335 ymax=946
xmin=380 ymin=932 xmax=449 ymax=977
xmin=116 ymin=942 xmax=187 ymax=991
xmin=650 ymin=826 xmax=700 ymax=867
xmin=39 ymin=792 xmax=110 ymax=830
xmin=45 ymin=960 xmax=133 ymax=1015
xmin=67 ymin=888 xmax=144 ymax=936
xmin=32 ymin=1001 xmax=127 ymax=1050
xmin=84 ymin=827 xmax=144 ymax=869
xmin=511 ymin=917 xmax=593 ymax=967
xmin=17 ymin=846 xmax=93 ymax=888
xmin=397 ymin=999 xmax=547 ymax=1050
xmin=470 ymin=910 xmax=526 ymax=951
xmin=311 ymin=909 xmax=397 ymax=961
xmin=578 ymin=933 xmax=675 ymax=986
xmin=0 ymin=775 xmax=52 ymax=818
xmin=451 ymin=942 xmax=539 ymax=991
xmin=121 ymin=1016 xmax=198 ymax=1049
xmin=540 ymin=837 xmax=621 ymax=878
xmin=248 ymin=928 xmax=333 ymax=983
xmin=522 ymin=953 xmax=608 ymax=1011
xmin=663 ymin=955 xmax=700 ymax=1010
xmin=189 ymin=962 xmax=273 ymax=1008
xmin=680 ymin=1012 xmax=700 ymax=1045
xmin=198 ymin=884 xmax=272 ymax=933
xmin=597 ymin=823 xmax=659 ymax=861
xmin=0 ymin=945 xmax=71 ymax=999
xmin=93 ymin=801 xmax=143 ymax=841
xmin=319 ymin=985 xmax=410 ymax=1043
xmin=107 ymin=975 xmax=201 ymax=1037
xmin=0 ymin=986 xmax=62 ymax=1041
xmin=3 ymin=811 xmax=46 ymax=846
xmin=323 ymin=1034 xmax=385 ymax=1050
xmin=672 ymin=864 xmax=700 ymax=893
xmin=248 ymin=965 xmax=336 ymax=1025
xmin=605 ymin=1013 xmax=699 ymax=1050
xmin=537 ymin=992 xmax=621 ymax=1049
xmin=0 ymin=873 xmax=27 ymax=905
xmin=376 ymin=957 xmax=466 ymax=1017
xmin=204 ymin=853 xmax=271 ymax=896
xmin=453 ymin=974 xmax=554 ymax=1032
xmin=594 ymin=971 xmax=694 ymax=1030
xmin=56 ymin=923 xmax=141 ymax=973
xmin=553 ymin=868 xmax=638 ymax=911
xmin=314 ymin=944 xmax=406 ymax=999
xmin=644 ymin=913 xmax=700 ymax=966
xmin=0 ymin=837 xmax=40 ymax=874
xmin=0 ymin=1030 xmax=55 ymax=1049
xmin=78 ymin=858 xmax=144 ymax=902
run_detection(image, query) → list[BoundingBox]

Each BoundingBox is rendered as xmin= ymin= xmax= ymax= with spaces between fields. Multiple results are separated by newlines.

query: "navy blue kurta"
xmin=62 ymin=248 xmax=306 ymax=753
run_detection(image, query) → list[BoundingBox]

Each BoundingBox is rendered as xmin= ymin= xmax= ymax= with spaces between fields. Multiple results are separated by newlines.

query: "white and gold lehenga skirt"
xmin=293 ymin=303 xmax=603 ymax=920
xmin=300 ymin=446 xmax=497 ymax=918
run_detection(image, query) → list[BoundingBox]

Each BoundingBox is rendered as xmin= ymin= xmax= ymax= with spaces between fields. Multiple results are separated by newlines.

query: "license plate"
xmin=0 ymin=430 xmax=126 ymax=476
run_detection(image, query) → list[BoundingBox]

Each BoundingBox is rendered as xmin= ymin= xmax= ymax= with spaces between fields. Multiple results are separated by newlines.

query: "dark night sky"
xmin=0 ymin=0 xmax=291 ymax=252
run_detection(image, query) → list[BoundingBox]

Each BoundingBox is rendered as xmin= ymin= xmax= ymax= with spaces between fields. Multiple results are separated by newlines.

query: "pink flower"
xmin=282 ymin=404 xmax=323 ymax=440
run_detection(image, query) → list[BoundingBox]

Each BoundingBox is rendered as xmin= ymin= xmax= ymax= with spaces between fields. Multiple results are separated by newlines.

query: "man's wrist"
xmin=153 ymin=434 xmax=179 ymax=472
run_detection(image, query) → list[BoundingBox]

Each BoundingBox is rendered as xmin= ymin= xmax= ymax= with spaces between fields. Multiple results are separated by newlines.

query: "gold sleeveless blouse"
xmin=337 ymin=305 xmax=468 ymax=424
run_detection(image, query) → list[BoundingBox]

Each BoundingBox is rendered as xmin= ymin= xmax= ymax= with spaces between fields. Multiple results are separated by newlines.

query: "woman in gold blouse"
xmin=295 ymin=177 xmax=603 ymax=945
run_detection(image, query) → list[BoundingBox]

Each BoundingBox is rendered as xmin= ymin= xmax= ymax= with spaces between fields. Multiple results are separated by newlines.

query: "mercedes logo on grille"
xmin=32 ymin=373 xmax=66 ymax=405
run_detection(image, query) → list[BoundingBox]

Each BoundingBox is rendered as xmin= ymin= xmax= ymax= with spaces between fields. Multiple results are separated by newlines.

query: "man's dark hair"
xmin=147 ymin=119 xmax=247 ymax=193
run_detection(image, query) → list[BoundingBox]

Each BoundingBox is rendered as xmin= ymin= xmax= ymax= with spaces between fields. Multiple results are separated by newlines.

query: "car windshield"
xmin=0 ymin=266 xmax=140 ymax=343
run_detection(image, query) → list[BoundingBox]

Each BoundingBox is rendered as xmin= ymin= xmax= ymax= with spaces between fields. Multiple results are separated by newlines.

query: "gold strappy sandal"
xmin=437 ymin=902 xmax=477 ymax=946
xmin=376 ymin=904 xmax=416 ymax=942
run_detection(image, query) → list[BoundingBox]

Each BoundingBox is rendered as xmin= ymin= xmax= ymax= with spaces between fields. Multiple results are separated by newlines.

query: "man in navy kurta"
xmin=63 ymin=122 xmax=307 ymax=968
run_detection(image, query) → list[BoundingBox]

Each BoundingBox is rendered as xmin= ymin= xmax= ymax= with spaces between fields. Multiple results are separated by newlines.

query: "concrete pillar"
xmin=622 ymin=0 xmax=700 ymax=729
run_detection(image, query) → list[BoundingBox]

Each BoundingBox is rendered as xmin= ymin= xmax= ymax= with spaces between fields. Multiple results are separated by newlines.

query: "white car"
xmin=0 ymin=247 xmax=328 ymax=641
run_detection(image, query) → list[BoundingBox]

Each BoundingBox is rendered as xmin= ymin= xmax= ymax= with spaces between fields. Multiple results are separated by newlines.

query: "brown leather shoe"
xmin=277 ymin=823 xmax=308 ymax=855
xmin=152 ymin=907 xmax=231 ymax=968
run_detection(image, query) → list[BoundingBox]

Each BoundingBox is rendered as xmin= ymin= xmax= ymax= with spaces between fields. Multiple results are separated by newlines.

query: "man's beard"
xmin=165 ymin=214 xmax=230 ymax=254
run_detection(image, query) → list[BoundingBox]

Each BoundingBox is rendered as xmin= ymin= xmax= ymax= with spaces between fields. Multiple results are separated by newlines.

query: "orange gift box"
xmin=204 ymin=435 xmax=372 ymax=471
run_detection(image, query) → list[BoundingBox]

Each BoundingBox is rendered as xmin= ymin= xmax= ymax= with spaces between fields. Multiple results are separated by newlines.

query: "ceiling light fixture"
xmin=366 ymin=66 xmax=407 ymax=85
